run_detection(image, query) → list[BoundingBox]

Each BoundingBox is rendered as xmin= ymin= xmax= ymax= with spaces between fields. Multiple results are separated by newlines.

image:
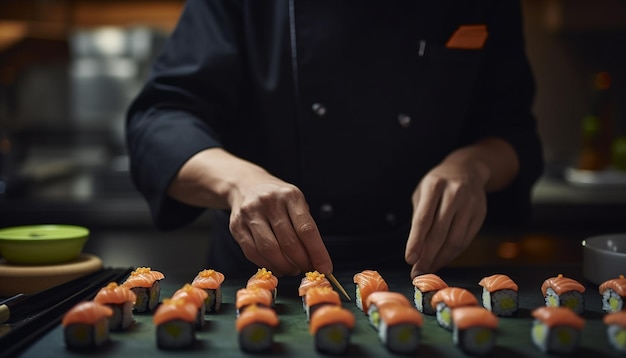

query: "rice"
xmin=603 ymin=289 xmax=624 ymax=313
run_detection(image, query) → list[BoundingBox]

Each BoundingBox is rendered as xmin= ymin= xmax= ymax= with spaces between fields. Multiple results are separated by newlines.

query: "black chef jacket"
xmin=126 ymin=0 xmax=544 ymax=275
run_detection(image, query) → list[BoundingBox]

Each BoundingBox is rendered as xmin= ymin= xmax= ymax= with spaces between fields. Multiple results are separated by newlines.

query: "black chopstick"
xmin=0 ymin=267 xmax=133 ymax=358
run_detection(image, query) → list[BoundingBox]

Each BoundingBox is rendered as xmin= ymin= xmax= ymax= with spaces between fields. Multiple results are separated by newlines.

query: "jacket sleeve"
xmin=126 ymin=0 xmax=243 ymax=230
xmin=461 ymin=1 xmax=544 ymax=229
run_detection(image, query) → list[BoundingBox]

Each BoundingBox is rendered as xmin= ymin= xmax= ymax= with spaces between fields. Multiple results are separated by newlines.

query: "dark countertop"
xmin=5 ymin=264 xmax=624 ymax=358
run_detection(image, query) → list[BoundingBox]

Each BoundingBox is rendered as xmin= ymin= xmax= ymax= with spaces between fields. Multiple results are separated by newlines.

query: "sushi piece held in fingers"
xmin=377 ymin=303 xmax=423 ymax=354
xmin=531 ymin=306 xmax=585 ymax=355
xmin=172 ymin=284 xmax=209 ymax=329
xmin=431 ymin=287 xmax=478 ymax=331
xmin=93 ymin=282 xmax=137 ymax=331
xmin=309 ymin=305 xmax=355 ymax=355
xmin=247 ymin=268 xmax=279 ymax=305
xmin=191 ymin=269 xmax=225 ymax=313
xmin=479 ymin=274 xmax=519 ymax=317
xmin=153 ymin=298 xmax=198 ymax=350
xmin=452 ymin=306 xmax=499 ymax=356
xmin=298 ymin=271 xmax=332 ymax=311
xmin=236 ymin=287 xmax=274 ymax=316
xmin=541 ymin=274 xmax=585 ymax=314
xmin=599 ymin=275 xmax=626 ymax=313
xmin=62 ymin=301 xmax=113 ymax=350
xmin=604 ymin=311 xmax=626 ymax=353
xmin=365 ymin=291 xmax=411 ymax=330
xmin=353 ymin=270 xmax=389 ymax=314
xmin=412 ymin=273 xmax=448 ymax=315
xmin=304 ymin=286 xmax=341 ymax=322
xmin=122 ymin=267 xmax=165 ymax=313
xmin=236 ymin=304 xmax=280 ymax=353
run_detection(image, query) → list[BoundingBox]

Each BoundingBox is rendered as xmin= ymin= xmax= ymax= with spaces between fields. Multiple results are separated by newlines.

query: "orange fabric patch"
xmin=445 ymin=24 xmax=488 ymax=50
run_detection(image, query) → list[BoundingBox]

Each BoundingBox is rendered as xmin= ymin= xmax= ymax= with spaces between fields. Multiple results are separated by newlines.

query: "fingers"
xmin=405 ymin=182 xmax=441 ymax=264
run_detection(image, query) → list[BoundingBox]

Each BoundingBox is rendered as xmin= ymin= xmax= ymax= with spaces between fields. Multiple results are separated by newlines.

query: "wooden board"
xmin=0 ymin=253 xmax=102 ymax=296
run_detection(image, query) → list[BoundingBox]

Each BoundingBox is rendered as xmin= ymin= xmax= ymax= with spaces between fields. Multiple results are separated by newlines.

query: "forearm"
xmin=442 ymin=137 xmax=520 ymax=192
xmin=166 ymin=147 xmax=271 ymax=209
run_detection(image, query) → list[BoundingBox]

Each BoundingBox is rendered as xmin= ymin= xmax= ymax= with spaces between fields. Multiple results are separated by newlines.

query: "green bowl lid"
xmin=0 ymin=225 xmax=89 ymax=241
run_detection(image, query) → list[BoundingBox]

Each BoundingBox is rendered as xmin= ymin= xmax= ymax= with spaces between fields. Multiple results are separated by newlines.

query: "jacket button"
xmin=385 ymin=212 xmax=398 ymax=227
xmin=397 ymin=113 xmax=411 ymax=128
xmin=312 ymin=103 xmax=327 ymax=117
xmin=319 ymin=204 xmax=333 ymax=219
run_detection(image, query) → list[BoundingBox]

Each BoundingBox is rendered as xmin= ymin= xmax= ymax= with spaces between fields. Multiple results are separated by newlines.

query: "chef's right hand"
xmin=227 ymin=175 xmax=333 ymax=277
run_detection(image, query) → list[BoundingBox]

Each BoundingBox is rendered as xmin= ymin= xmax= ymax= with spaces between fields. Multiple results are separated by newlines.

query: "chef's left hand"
xmin=405 ymin=158 xmax=487 ymax=278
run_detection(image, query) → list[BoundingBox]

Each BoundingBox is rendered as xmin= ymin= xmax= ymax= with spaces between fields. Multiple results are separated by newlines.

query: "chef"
xmin=126 ymin=0 xmax=544 ymax=278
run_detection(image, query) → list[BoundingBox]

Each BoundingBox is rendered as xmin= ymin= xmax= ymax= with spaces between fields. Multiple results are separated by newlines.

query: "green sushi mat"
xmin=18 ymin=266 xmax=624 ymax=357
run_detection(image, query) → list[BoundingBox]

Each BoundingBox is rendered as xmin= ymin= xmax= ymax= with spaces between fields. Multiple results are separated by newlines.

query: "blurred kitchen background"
xmin=0 ymin=0 xmax=625 ymax=274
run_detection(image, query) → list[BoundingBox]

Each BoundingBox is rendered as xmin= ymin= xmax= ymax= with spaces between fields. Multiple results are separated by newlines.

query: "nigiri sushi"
xmin=247 ymin=268 xmax=279 ymax=305
xmin=353 ymin=270 xmax=389 ymax=314
xmin=309 ymin=305 xmax=355 ymax=355
xmin=541 ymin=274 xmax=585 ymax=314
xmin=191 ymin=269 xmax=225 ymax=313
xmin=121 ymin=267 xmax=165 ymax=313
xmin=604 ymin=310 xmax=626 ymax=352
xmin=298 ymin=271 xmax=332 ymax=311
xmin=236 ymin=287 xmax=274 ymax=316
xmin=531 ymin=306 xmax=585 ymax=354
xmin=599 ymin=275 xmax=626 ymax=313
xmin=365 ymin=291 xmax=411 ymax=330
xmin=430 ymin=287 xmax=478 ymax=331
xmin=172 ymin=283 xmax=209 ymax=329
xmin=93 ymin=282 xmax=136 ymax=331
xmin=62 ymin=301 xmax=113 ymax=350
xmin=479 ymin=274 xmax=519 ymax=317
xmin=412 ymin=273 xmax=448 ymax=315
xmin=304 ymin=286 xmax=341 ymax=322
xmin=452 ymin=306 xmax=498 ymax=356
xmin=236 ymin=304 xmax=280 ymax=353
xmin=377 ymin=304 xmax=423 ymax=354
xmin=153 ymin=298 xmax=198 ymax=350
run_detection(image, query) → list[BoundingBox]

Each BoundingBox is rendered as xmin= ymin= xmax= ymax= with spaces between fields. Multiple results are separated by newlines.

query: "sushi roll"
xmin=365 ymin=291 xmax=411 ymax=330
xmin=236 ymin=287 xmax=274 ymax=316
xmin=309 ymin=305 xmax=355 ymax=355
xmin=153 ymin=298 xmax=198 ymax=350
xmin=531 ymin=306 xmax=585 ymax=354
xmin=172 ymin=283 xmax=209 ymax=329
xmin=304 ymin=286 xmax=341 ymax=322
xmin=247 ymin=268 xmax=279 ymax=305
xmin=430 ymin=287 xmax=478 ymax=331
xmin=121 ymin=267 xmax=165 ymax=313
xmin=541 ymin=274 xmax=585 ymax=314
xmin=479 ymin=274 xmax=519 ymax=317
xmin=377 ymin=303 xmax=423 ymax=354
xmin=451 ymin=306 xmax=498 ymax=356
xmin=604 ymin=310 xmax=626 ymax=352
xmin=412 ymin=273 xmax=448 ymax=315
xmin=93 ymin=282 xmax=137 ymax=331
xmin=191 ymin=269 xmax=225 ymax=313
xmin=599 ymin=275 xmax=626 ymax=313
xmin=298 ymin=271 xmax=332 ymax=312
xmin=62 ymin=301 xmax=113 ymax=350
xmin=353 ymin=270 xmax=389 ymax=314
xmin=236 ymin=304 xmax=280 ymax=353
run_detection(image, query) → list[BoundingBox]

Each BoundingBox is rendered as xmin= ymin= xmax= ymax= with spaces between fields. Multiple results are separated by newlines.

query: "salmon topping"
xmin=172 ymin=283 xmax=209 ymax=308
xmin=353 ymin=270 xmax=389 ymax=311
xmin=94 ymin=282 xmax=137 ymax=305
xmin=122 ymin=267 xmax=165 ymax=288
xmin=378 ymin=304 xmax=423 ymax=327
xmin=599 ymin=275 xmax=626 ymax=297
xmin=235 ymin=304 xmax=279 ymax=332
xmin=532 ymin=306 xmax=585 ymax=329
xmin=366 ymin=291 xmax=410 ymax=309
xmin=479 ymin=274 xmax=518 ymax=292
xmin=152 ymin=298 xmax=198 ymax=326
xmin=452 ymin=306 xmax=499 ymax=330
xmin=305 ymin=286 xmax=341 ymax=307
xmin=247 ymin=268 xmax=278 ymax=290
xmin=62 ymin=301 xmax=113 ymax=326
xmin=541 ymin=274 xmax=585 ymax=296
xmin=604 ymin=311 xmax=626 ymax=327
xmin=191 ymin=269 xmax=225 ymax=289
xmin=309 ymin=305 xmax=355 ymax=334
xmin=412 ymin=273 xmax=449 ymax=292
xmin=298 ymin=271 xmax=332 ymax=296
xmin=236 ymin=287 xmax=274 ymax=309
xmin=430 ymin=287 xmax=478 ymax=309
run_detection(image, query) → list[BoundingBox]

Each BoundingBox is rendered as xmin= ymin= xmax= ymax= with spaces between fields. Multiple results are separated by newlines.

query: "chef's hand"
xmin=167 ymin=148 xmax=333 ymax=277
xmin=228 ymin=176 xmax=333 ymax=277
